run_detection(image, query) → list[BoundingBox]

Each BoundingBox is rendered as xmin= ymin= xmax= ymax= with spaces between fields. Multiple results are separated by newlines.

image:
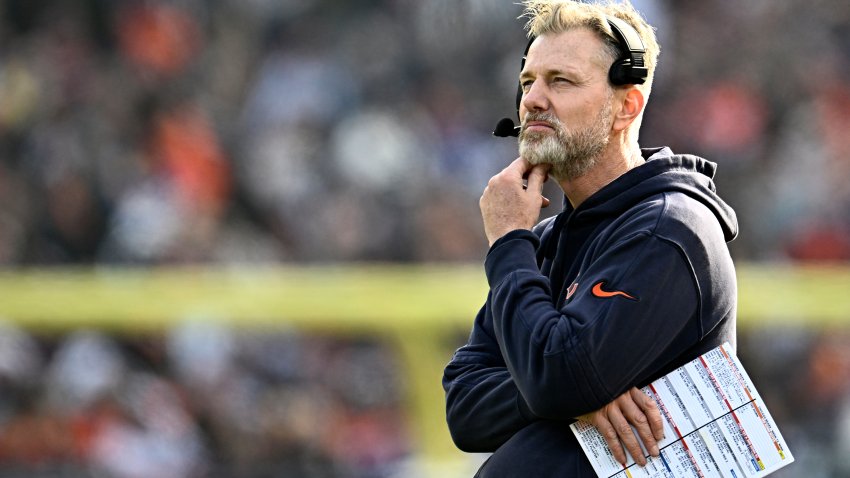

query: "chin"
xmin=519 ymin=144 xmax=562 ymax=166
xmin=519 ymin=140 xmax=557 ymax=167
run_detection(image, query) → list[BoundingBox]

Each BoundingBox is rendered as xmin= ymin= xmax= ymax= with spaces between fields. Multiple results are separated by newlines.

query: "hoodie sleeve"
xmin=442 ymin=229 xmax=548 ymax=453
xmin=484 ymin=228 xmax=701 ymax=420
xmin=442 ymin=303 xmax=538 ymax=452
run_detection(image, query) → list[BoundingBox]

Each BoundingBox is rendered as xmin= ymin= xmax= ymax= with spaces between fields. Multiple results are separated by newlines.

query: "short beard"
xmin=518 ymin=94 xmax=613 ymax=181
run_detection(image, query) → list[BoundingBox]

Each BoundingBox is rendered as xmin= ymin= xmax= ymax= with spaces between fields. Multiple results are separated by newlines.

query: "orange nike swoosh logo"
xmin=591 ymin=281 xmax=637 ymax=300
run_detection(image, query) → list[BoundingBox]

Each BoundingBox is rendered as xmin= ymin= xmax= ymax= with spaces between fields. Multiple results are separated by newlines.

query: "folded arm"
xmin=485 ymin=230 xmax=701 ymax=419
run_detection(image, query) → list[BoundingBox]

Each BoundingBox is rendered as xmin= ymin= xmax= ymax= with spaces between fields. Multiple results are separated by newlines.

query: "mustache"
xmin=520 ymin=112 xmax=563 ymax=137
xmin=521 ymin=112 xmax=562 ymax=130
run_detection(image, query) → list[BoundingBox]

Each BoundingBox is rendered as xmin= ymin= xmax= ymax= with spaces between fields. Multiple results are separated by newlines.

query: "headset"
xmin=493 ymin=15 xmax=648 ymax=137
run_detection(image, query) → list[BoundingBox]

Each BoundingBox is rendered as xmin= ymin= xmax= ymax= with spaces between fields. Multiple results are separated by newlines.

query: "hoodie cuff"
xmin=484 ymin=229 xmax=540 ymax=288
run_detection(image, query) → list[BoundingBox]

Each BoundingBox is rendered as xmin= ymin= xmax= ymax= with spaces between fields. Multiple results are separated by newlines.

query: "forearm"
xmin=442 ymin=305 xmax=539 ymax=452
xmin=485 ymin=231 xmax=604 ymax=418
xmin=484 ymin=231 xmax=702 ymax=420
xmin=443 ymin=357 xmax=536 ymax=452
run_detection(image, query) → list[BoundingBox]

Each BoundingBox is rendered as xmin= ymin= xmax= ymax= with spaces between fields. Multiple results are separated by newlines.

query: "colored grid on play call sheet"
xmin=571 ymin=343 xmax=794 ymax=478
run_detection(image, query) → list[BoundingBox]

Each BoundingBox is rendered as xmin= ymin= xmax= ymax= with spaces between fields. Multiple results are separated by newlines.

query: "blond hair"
xmin=521 ymin=0 xmax=660 ymax=96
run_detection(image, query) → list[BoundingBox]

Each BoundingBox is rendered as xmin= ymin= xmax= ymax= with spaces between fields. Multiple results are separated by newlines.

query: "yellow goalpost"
xmin=0 ymin=263 xmax=847 ymax=472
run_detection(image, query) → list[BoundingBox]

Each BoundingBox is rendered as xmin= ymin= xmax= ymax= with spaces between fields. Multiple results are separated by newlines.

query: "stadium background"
xmin=0 ymin=0 xmax=848 ymax=476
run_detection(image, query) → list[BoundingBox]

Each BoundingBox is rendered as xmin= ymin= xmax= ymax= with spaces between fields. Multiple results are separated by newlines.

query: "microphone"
xmin=493 ymin=117 xmax=520 ymax=137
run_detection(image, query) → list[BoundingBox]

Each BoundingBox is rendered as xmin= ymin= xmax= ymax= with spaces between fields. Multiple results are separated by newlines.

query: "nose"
xmin=520 ymin=79 xmax=550 ymax=117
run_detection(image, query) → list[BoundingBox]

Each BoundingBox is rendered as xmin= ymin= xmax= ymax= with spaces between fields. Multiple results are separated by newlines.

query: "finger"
xmin=526 ymin=164 xmax=549 ymax=194
xmin=619 ymin=390 xmax=659 ymax=457
xmin=632 ymin=387 xmax=665 ymax=442
xmin=591 ymin=412 xmax=628 ymax=467
xmin=608 ymin=405 xmax=647 ymax=466
xmin=541 ymin=196 xmax=550 ymax=208
xmin=505 ymin=157 xmax=531 ymax=178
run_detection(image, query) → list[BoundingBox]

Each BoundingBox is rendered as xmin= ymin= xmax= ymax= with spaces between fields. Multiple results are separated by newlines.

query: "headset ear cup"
xmin=608 ymin=60 xmax=628 ymax=86
xmin=605 ymin=16 xmax=648 ymax=86
xmin=608 ymin=59 xmax=648 ymax=86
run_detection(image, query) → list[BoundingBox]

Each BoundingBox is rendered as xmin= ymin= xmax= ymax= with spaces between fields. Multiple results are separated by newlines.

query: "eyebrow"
xmin=519 ymin=67 xmax=585 ymax=82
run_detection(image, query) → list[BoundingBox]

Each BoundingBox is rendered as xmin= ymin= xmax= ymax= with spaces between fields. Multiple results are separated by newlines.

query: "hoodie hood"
xmin=569 ymin=147 xmax=738 ymax=242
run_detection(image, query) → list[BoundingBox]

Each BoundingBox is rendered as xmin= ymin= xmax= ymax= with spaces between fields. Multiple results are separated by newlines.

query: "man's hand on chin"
xmin=480 ymin=158 xmax=550 ymax=246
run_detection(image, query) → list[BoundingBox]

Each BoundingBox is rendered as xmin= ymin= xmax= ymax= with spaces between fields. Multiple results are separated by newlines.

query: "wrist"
xmin=487 ymin=225 xmax=530 ymax=247
xmin=484 ymin=229 xmax=540 ymax=287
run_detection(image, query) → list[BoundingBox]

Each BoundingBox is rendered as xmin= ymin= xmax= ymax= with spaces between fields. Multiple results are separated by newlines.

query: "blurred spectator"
xmin=115 ymin=3 xmax=201 ymax=79
xmin=0 ymin=325 xmax=844 ymax=476
xmin=0 ymin=326 xmax=409 ymax=477
xmin=0 ymin=0 xmax=846 ymax=264
xmin=740 ymin=329 xmax=850 ymax=477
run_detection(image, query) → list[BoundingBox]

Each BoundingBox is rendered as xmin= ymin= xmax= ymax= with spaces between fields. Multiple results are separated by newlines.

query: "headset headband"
xmin=513 ymin=16 xmax=648 ymax=112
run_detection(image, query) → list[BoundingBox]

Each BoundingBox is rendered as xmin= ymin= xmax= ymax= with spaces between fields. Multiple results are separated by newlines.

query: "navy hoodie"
xmin=442 ymin=147 xmax=738 ymax=477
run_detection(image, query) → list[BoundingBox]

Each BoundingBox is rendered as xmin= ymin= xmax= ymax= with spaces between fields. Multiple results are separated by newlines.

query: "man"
xmin=442 ymin=1 xmax=738 ymax=476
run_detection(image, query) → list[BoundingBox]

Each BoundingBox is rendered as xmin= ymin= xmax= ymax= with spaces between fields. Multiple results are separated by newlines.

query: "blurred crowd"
xmin=739 ymin=328 xmax=850 ymax=478
xmin=0 ymin=320 xmax=410 ymax=477
xmin=1 ymin=0 xmax=850 ymax=476
xmin=1 ymin=0 xmax=849 ymax=265
xmin=0 ymin=322 xmax=848 ymax=477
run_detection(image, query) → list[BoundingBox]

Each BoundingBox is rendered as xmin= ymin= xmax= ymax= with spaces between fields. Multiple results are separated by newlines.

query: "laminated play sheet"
xmin=571 ymin=343 xmax=794 ymax=478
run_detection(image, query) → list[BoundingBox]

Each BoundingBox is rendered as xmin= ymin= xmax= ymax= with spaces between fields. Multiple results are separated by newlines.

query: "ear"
xmin=612 ymin=87 xmax=645 ymax=133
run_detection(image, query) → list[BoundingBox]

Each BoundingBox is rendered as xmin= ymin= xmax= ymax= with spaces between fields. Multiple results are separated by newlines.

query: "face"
xmin=517 ymin=28 xmax=616 ymax=181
